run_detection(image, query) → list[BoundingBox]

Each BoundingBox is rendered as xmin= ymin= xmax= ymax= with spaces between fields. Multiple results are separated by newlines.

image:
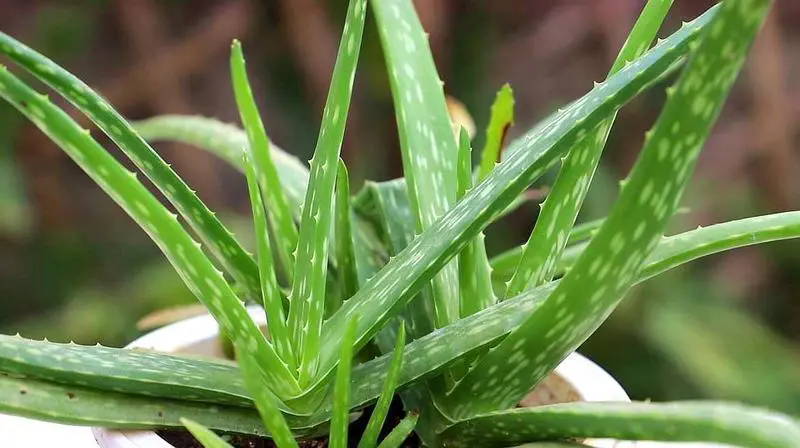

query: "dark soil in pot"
xmin=156 ymin=372 xmax=580 ymax=447
xmin=157 ymin=396 xmax=420 ymax=448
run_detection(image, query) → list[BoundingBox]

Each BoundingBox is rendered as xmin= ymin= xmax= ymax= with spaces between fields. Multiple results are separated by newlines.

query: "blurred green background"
xmin=1 ymin=0 xmax=798 ymax=416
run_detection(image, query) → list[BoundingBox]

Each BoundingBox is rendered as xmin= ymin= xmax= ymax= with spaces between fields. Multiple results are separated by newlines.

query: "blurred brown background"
xmin=1 ymin=0 xmax=799 ymax=414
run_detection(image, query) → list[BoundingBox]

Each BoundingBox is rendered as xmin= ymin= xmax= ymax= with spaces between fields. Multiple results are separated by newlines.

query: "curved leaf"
xmin=0 ymin=32 xmax=261 ymax=298
xmin=0 ymin=67 xmax=300 ymax=398
xmin=439 ymin=401 xmax=800 ymax=448
xmin=288 ymin=0 xmax=367 ymax=388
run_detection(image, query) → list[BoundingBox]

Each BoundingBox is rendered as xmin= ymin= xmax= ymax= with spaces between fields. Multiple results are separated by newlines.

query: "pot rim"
xmin=92 ymin=306 xmax=634 ymax=448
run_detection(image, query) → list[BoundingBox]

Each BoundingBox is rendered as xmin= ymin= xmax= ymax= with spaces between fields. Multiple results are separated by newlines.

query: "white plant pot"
xmin=1 ymin=307 xmax=728 ymax=448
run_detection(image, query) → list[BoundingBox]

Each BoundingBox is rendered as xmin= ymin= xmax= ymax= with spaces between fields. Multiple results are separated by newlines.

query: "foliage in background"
xmin=1 ymin=0 xmax=800 ymax=447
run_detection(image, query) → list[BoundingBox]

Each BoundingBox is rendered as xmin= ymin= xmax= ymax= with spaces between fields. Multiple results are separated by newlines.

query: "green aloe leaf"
xmin=244 ymin=153 xmax=294 ymax=370
xmin=335 ymin=159 xmax=359 ymax=307
xmin=352 ymin=179 xmax=434 ymax=340
xmin=1 ymin=210 xmax=798 ymax=432
xmin=478 ymin=83 xmax=514 ymax=181
xmin=181 ymin=419 xmax=234 ymax=448
xmin=5 ymin=209 xmax=799 ymax=425
xmin=489 ymin=207 xmax=688 ymax=284
xmin=371 ymin=0 xmax=462 ymax=330
xmin=352 ymin=179 xmax=441 ymax=445
xmin=0 ymin=375 xmax=270 ymax=435
xmin=0 ymin=32 xmax=261 ymax=299
xmin=560 ymin=208 xmax=800 ymax=282
xmin=236 ymin=334 xmax=300 ymax=446
xmin=0 ymin=67 xmax=300 ymax=399
xmin=338 ymin=209 xmax=800 ymax=422
xmin=134 ymin=115 xmax=308 ymax=204
xmin=287 ymin=0 xmax=367 ymax=387
xmin=331 ymin=316 xmax=358 ymax=448
xmin=456 ymin=128 xmax=496 ymax=318
xmin=357 ymin=326 xmax=406 ymax=448
xmin=232 ymin=40 xmax=299 ymax=282
xmin=135 ymin=114 xmax=389 ymax=284
xmin=0 ymin=334 xmax=252 ymax=407
xmin=438 ymin=401 xmax=800 ymax=448
xmin=446 ymin=0 xmax=770 ymax=418
xmin=505 ymin=0 xmax=672 ymax=298
xmin=317 ymin=3 xmax=719 ymax=384
xmin=376 ymin=413 xmax=418 ymax=448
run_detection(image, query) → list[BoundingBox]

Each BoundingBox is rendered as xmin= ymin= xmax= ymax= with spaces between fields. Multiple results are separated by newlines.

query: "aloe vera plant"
xmin=1 ymin=0 xmax=800 ymax=447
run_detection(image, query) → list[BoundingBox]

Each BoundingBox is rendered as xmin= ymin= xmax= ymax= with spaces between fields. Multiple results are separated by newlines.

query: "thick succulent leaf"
xmin=331 ymin=317 xmax=358 ymax=448
xmin=2 ymin=209 xmax=799 ymax=430
xmin=0 ymin=334 xmax=254 ymax=407
xmin=5 ymin=209 xmax=799 ymax=423
xmin=445 ymin=0 xmax=770 ymax=418
xmin=478 ymin=83 xmax=514 ymax=181
xmin=639 ymin=210 xmax=800 ymax=281
xmin=371 ymin=0 xmax=461 ymax=329
xmin=0 ymin=221 xmax=795 ymax=434
xmin=134 ymin=115 xmax=308 ymax=204
xmin=335 ymin=159 xmax=358 ymax=306
xmin=376 ymin=414 xmax=418 ymax=448
xmin=0 ymin=374 xmax=271 ymax=435
xmin=181 ymin=419 xmax=235 ymax=448
xmin=287 ymin=0 xmax=367 ymax=387
xmin=456 ymin=129 xmax=496 ymax=318
xmin=334 ymin=210 xmax=800 ymax=423
xmin=505 ymin=0 xmax=672 ymax=298
xmin=244 ymin=154 xmax=294 ymax=370
xmin=438 ymin=401 xmax=800 ymax=448
xmin=489 ymin=207 xmax=687 ymax=283
xmin=0 ymin=32 xmax=261 ymax=298
xmin=0 ymin=68 xmax=300 ymax=399
xmin=232 ymin=41 xmax=299 ymax=281
xmin=565 ymin=210 xmax=800 ymax=281
xmin=357 ymin=326 xmax=406 ymax=448
xmin=317 ymin=3 xmax=719 ymax=384
xmin=352 ymin=179 xmax=434 ymax=340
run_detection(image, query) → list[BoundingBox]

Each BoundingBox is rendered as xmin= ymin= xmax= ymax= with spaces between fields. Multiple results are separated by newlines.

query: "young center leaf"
xmin=357 ymin=326 xmax=406 ymax=448
xmin=286 ymin=0 xmax=367 ymax=387
xmin=181 ymin=419 xmax=235 ymax=448
xmin=330 ymin=316 xmax=358 ymax=448
xmin=376 ymin=413 xmax=418 ymax=448
xmin=478 ymin=83 xmax=514 ymax=180
xmin=456 ymin=128 xmax=496 ymax=318
xmin=371 ymin=0 xmax=461 ymax=329
xmin=244 ymin=153 xmax=295 ymax=370
xmin=232 ymin=41 xmax=299 ymax=282
xmin=335 ymin=159 xmax=359 ymax=307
